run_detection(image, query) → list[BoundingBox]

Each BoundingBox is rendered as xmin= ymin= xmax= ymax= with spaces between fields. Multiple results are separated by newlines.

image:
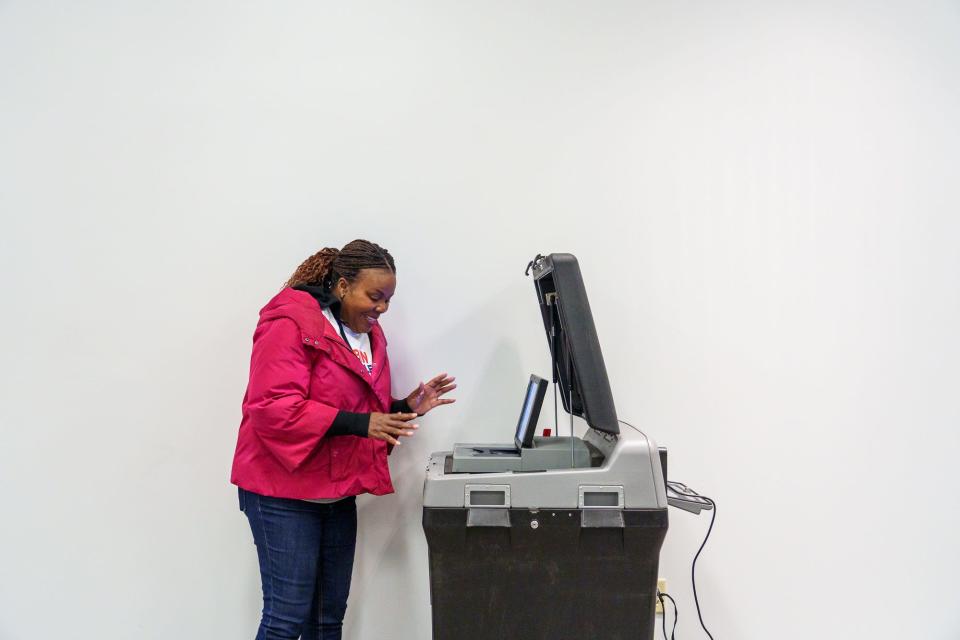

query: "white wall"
xmin=2 ymin=1 xmax=959 ymax=638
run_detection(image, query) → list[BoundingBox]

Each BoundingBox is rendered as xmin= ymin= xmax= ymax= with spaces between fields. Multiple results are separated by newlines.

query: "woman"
xmin=231 ymin=239 xmax=455 ymax=640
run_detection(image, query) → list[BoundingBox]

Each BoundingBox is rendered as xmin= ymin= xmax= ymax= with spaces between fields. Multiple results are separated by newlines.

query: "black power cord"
xmin=657 ymin=590 xmax=678 ymax=640
xmin=691 ymin=495 xmax=716 ymax=640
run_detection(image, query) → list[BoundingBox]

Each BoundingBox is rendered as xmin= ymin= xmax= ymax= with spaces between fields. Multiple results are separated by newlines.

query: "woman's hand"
xmin=368 ymin=412 xmax=419 ymax=446
xmin=406 ymin=373 xmax=457 ymax=416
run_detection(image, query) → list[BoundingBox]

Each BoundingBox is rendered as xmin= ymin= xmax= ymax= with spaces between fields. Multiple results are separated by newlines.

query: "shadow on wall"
xmin=345 ymin=288 xmax=530 ymax=640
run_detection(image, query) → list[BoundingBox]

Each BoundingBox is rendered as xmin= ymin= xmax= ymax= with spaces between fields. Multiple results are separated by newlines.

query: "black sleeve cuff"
xmin=390 ymin=398 xmax=414 ymax=414
xmin=328 ymin=411 xmax=370 ymax=438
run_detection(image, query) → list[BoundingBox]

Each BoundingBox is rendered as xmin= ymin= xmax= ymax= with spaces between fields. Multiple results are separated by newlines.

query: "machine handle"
xmin=467 ymin=508 xmax=511 ymax=528
xmin=580 ymin=509 xmax=625 ymax=528
xmin=464 ymin=484 xmax=511 ymax=508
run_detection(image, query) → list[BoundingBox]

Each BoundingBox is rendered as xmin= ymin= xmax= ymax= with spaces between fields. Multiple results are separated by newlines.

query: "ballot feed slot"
xmin=465 ymin=484 xmax=511 ymax=508
xmin=578 ymin=485 xmax=624 ymax=509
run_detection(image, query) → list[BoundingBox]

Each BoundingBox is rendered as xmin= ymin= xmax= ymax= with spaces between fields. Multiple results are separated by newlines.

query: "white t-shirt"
xmin=322 ymin=306 xmax=375 ymax=375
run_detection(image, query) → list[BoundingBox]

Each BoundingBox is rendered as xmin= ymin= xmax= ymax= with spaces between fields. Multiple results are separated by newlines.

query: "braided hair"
xmin=285 ymin=239 xmax=396 ymax=290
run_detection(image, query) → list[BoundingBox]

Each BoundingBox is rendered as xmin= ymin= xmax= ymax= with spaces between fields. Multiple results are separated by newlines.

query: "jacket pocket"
xmin=330 ymin=436 xmax=376 ymax=482
xmin=329 ymin=437 xmax=352 ymax=481
xmin=330 ymin=436 xmax=382 ymax=485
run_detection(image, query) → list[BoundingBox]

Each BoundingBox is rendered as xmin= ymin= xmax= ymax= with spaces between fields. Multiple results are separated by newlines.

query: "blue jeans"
xmin=239 ymin=489 xmax=358 ymax=640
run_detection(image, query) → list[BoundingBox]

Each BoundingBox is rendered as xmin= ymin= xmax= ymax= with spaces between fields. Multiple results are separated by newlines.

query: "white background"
xmin=2 ymin=1 xmax=959 ymax=638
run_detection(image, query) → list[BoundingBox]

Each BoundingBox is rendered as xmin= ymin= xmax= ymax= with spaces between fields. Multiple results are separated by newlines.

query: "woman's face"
xmin=335 ymin=268 xmax=397 ymax=334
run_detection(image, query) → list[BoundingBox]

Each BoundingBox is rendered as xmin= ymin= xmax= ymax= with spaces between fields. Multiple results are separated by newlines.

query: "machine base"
xmin=422 ymin=506 xmax=668 ymax=640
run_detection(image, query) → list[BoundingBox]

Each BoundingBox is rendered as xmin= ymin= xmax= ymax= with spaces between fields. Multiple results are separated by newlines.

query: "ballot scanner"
xmin=422 ymin=253 xmax=672 ymax=640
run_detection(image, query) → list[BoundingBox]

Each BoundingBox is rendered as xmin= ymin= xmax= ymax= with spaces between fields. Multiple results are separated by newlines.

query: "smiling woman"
xmin=230 ymin=239 xmax=456 ymax=640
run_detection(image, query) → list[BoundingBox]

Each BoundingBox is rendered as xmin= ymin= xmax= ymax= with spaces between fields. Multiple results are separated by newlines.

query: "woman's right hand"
xmin=368 ymin=412 xmax=419 ymax=446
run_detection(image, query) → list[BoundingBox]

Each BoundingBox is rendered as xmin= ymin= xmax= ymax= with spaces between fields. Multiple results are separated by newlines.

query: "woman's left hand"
xmin=406 ymin=373 xmax=457 ymax=416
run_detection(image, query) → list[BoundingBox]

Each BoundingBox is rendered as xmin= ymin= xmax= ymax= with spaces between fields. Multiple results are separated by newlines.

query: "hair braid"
xmin=285 ymin=239 xmax=395 ymax=289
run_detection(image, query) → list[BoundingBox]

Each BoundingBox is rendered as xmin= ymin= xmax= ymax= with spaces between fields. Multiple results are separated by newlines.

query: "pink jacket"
xmin=230 ymin=288 xmax=395 ymax=499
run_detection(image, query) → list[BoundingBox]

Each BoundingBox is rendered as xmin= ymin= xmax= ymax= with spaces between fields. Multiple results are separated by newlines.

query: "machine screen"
xmin=514 ymin=375 xmax=548 ymax=449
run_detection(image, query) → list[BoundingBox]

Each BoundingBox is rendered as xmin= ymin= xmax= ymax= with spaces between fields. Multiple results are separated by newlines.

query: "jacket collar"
xmin=260 ymin=287 xmax=388 ymax=388
xmin=292 ymin=283 xmax=338 ymax=308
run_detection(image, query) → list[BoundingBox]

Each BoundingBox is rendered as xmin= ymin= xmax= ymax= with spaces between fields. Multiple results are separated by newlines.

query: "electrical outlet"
xmin=655 ymin=579 xmax=667 ymax=614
